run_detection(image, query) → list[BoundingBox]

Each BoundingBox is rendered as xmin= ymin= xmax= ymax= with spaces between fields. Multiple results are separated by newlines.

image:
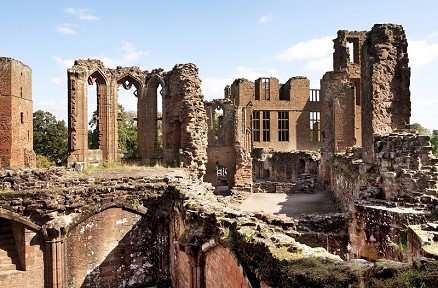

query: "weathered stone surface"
xmin=0 ymin=57 xmax=35 ymax=169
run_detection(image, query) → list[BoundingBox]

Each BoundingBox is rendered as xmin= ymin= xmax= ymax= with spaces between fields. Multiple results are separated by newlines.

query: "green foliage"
xmin=430 ymin=134 xmax=438 ymax=157
xmin=117 ymin=104 xmax=137 ymax=153
xmin=410 ymin=123 xmax=438 ymax=157
xmin=410 ymin=123 xmax=431 ymax=136
xmin=33 ymin=110 xmax=68 ymax=165
xmin=283 ymin=258 xmax=358 ymax=288
xmin=88 ymin=104 xmax=138 ymax=153
xmin=364 ymin=261 xmax=438 ymax=288
xmin=35 ymin=154 xmax=55 ymax=168
xmin=88 ymin=110 xmax=98 ymax=149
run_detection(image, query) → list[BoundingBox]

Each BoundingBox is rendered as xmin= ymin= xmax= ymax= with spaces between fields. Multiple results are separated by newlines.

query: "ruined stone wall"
xmin=374 ymin=131 xmax=438 ymax=205
xmin=66 ymin=208 xmax=164 ymax=287
xmin=252 ymin=149 xmax=319 ymax=182
xmin=0 ymin=57 xmax=35 ymax=169
xmin=349 ymin=202 xmax=426 ymax=261
xmin=163 ymin=64 xmax=208 ymax=180
xmin=361 ymin=24 xmax=411 ymax=164
xmin=204 ymin=245 xmax=252 ymax=288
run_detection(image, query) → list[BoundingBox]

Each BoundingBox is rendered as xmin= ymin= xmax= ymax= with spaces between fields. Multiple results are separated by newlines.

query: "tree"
xmin=33 ymin=110 xmax=68 ymax=165
xmin=88 ymin=104 xmax=137 ymax=154
xmin=431 ymin=135 xmax=438 ymax=157
xmin=410 ymin=123 xmax=431 ymax=135
xmin=411 ymin=123 xmax=438 ymax=157
xmin=117 ymin=104 xmax=137 ymax=153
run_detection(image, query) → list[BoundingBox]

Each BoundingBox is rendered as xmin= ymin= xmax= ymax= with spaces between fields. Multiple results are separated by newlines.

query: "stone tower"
xmin=0 ymin=57 xmax=35 ymax=168
xmin=361 ymin=24 xmax=411 ymax=164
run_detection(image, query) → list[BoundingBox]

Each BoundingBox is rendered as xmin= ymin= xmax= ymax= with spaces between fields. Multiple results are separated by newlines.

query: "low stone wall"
xmin=349 ymin=201 xmax=426 ymax=261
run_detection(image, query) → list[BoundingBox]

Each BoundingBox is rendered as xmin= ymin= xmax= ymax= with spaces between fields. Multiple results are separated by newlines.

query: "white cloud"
xmin=259 ymin=15 xmax=273 ymax=23
xmin=52 ymin=56 xmax=74 ymax=69
xmin=408 ymin=39 xmax=438 ymax=68
xmin=275 ymin=36 xmax=332 ymax=61
xmin=56 ymin=24 xmax=76 ymax=35
xmin=34 ymin=100 xmax=68 ymax=122
xmin=120 ymin=41 xmax=150 ymax=62
xmin=305 ymin=57 xmax=332 ymax=72
xmin=65 ymin=8 xmax=99 ymax=21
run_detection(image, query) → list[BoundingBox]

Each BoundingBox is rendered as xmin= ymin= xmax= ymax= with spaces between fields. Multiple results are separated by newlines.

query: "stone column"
xmin=361 ymin=24 xmax=411 ymax=164
xmin=67 ymin=69 xmax=88 ymax=166
xmin=43 ymin=223 xmax=67 ymax=288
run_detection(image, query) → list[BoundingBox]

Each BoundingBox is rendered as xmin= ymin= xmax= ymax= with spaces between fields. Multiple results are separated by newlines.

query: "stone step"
xmin=0 ymin=263 xmax=16 ymax=271
xmin=0 ymin=255 xmax=15 ymax=265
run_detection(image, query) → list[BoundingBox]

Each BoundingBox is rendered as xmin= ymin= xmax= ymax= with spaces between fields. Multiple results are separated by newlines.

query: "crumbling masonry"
xmin=67 ymin=60 xmax=207 ymax=178
xmin=0 ymin=23 xmax=437 ymax=288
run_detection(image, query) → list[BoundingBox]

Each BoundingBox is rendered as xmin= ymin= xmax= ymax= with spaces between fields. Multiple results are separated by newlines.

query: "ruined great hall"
xmin=0 ymin=24 xmax=437 ymax=287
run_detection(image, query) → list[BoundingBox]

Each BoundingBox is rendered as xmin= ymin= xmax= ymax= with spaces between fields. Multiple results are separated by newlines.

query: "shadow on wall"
xmin=67 ymin=211 xmax=170 ymax=288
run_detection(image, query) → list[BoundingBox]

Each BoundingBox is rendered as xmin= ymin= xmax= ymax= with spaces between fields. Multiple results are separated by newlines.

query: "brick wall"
xmin=204 ymin=245 xmax=251 ymax=288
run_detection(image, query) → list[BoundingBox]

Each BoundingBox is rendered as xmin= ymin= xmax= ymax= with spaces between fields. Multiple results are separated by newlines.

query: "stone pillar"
xmin=163 ymin=64 xmax=208 ymax=180
xmin=361 ymin=24 xmax=411 ymax=164
xmin=67 ymin=70 xmax=88 ymax=165
xmin=43 ymin=223 xmax=67 ymax=288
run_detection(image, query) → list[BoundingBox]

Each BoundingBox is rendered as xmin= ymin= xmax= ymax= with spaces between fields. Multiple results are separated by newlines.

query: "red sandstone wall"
xmin=170 ymin=213 xmax=192 ymax=288
xmin=0 ymin=57 xmax=34 ymax=169
xmin=204 ymin=245 xmax=252 ymax=288
xmin=66 ymin=208 xmax=155 ymax=287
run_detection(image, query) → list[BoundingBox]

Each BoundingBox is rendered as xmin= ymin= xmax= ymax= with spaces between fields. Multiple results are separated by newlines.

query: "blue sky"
xmin=1 ymin=0 xmax=437 ymax=130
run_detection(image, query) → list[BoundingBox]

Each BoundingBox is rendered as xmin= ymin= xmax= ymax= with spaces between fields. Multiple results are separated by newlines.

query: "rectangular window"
xmin=252 ymin=111 xmax=260 ymax=142
xmin=309 ymin=111 xmax=321 ymax=142
xmin=310 ymin=89 xmax=320 ymax=102
xmin=278 ymin=111 xmax=289 ymax=141
xmin=20 ymin=112 xmax=24 ymax=124
xmin=262 ymin=78 xmax=270 ymax=100
xmin=262 ymin=111 xmax=270 ymax=142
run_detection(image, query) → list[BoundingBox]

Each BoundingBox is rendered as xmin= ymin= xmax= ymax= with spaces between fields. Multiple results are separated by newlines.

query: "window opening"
xmin=117 ymin=79 xmax=138 ymax=154
xmin=87 ymin=78 xmax=98 ymax=149
xmin=347 ymin=41 xmax=354 ymax=63
xmin=262 ymin=78 xmax=270 ymax=100
xmin=278 ymin=111 xmax=289 ymax=141
xmin=309 ymin=111 xmax=321 ymax=142
xmin=252 ymin=111 xmax=260 ymax=142
xmin=262 ymin=111 xmax=270 ymax=142
xmin=214 ymin=106 xmax=224 ymax=145
xmin=310 ymin=89 xmax=320 ymax=102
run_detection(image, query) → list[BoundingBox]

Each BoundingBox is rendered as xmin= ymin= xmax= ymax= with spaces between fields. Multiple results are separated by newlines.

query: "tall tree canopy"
xmin=33 ymin=110 xmax=68 ymax=165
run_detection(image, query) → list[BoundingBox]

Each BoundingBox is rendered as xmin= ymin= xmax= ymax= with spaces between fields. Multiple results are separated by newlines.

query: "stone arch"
xmin=0 ymin=209 xmax=41 ymax=231
xmin=64 ymin=204 xmax=146 ymax=234
xmin=64 ymin=206 xmax=156 ymax=287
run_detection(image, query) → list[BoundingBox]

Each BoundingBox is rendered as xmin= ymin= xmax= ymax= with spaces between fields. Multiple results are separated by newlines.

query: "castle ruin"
xmin=0 ymin=24 xmax=437 ymax=288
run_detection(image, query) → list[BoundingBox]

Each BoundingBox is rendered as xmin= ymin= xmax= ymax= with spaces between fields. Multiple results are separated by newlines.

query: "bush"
xmin=36 ymin=154 xmax=55 ymax=168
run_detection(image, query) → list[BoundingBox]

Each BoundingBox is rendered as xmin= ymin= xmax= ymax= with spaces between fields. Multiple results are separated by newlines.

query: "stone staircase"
xmin=0 ymin=219 xmax=20 ymax=272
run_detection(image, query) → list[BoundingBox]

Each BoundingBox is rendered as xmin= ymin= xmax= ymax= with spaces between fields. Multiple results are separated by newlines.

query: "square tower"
xmin=0 ymin=57 xmax=35 ymax=168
